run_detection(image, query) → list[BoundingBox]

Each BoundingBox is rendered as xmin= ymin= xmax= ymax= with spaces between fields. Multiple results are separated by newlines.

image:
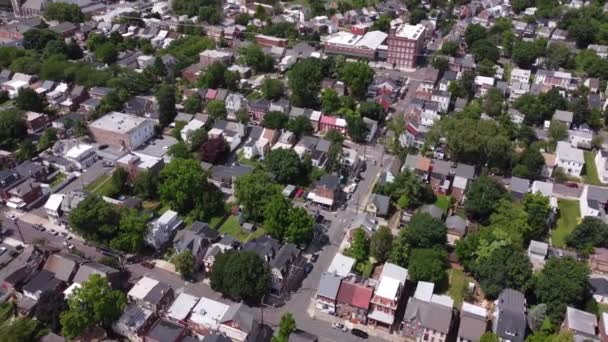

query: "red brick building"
xmin=387 ymin=23 xmax=426 ymax=69
xmin=336 ymin=280 xmax=374 ymax=324
xmin=255 ymin=34 xmax=288 ymax=48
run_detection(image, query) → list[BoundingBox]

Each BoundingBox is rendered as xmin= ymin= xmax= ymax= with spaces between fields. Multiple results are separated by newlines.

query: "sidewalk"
xmin=307 ymin=300 xmax=405 ymax=342
xmin=8 ymin=211 xmax=69 ymax=234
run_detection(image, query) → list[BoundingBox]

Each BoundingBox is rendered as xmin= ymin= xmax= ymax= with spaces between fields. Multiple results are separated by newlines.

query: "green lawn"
xmin=50 ymin=173 xmax=66 ymax=188
xmin=84 ymin=174 xmax=110 ymax=192
xmin=583 ymin=151 xmax=601 ymax=185
xmin=552 ymin=199 xmax=581 ymax=248
xmin=85 ymin=174 xmax=116 ymax=196
xmin=435 ymin=195 xmax=451 ymax=213
xmin=447 ymin=269 xmax=470 ymax=308
xmin=218 ymin=215 xmax=266 ymax=242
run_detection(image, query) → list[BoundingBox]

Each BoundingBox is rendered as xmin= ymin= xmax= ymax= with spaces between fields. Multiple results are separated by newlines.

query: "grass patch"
xmin=552 ymin=199 xmax=581 ymax=248
xmin=50 ymin=173 xmax=66 ymax=188
xmin=143 ymin=200 xmax=161 ymax=212
xmin=84 ymin=174 xmax=110 ymax=193
xmin=447 ymin=269 xmax=470 ymax=308
xmin=218 ymin=215 xmax=249 ymax=241
xmin=583 ymin=151 xmax=601 ymax=185
xmin=435 ymin=195 xmax=451 ymax=213
xmin=599 ymin=303 xmax=608 ymax=314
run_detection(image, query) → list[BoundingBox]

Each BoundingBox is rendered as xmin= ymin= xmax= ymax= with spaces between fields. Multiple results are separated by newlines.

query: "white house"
xmin=44 ymin=194 xmax=64 ymax=225
xmin=225 ymin=93 xmax=245 ymax=120
xmin=180 ymin=119 xmax=205 ymax=143
xmin=510 ymin=68 xmax=531 ymax=84
xmin=569 ymin=129 xmax=592 ymax=149
xmin=595 ymin=150 xmax=608 ymax=184
xmin=64 ymin=143 xmax=97 ymax=170
xmin=145 ymin=210 xmax=183 ymax=250
xmin=555 ymin=141 xmax=584 ymax=177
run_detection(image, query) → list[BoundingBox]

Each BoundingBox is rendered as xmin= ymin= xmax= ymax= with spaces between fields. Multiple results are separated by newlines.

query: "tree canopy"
xmin=44 ymin=2 xmax=84 ymax=22
xmin=210 ymin=250 xmax=271 ymax=304
xmin=288 ymin=58 xmax=322 ymax=107
xmin=465 ymin=175 xmax=508 ymax=224
xmin=408 ymin=248 xmax=448 ymax=285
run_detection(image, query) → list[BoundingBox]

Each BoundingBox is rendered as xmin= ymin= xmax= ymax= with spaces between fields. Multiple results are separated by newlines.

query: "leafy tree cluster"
xmin=288 ymin=58 xmax=323 ymax=108
xmin=264 ymin=148 xmax=311 ymax=184
xmin=172 ymin=0 xmax=222 ymax=22
xmin=513 ymin=88 xmax=567 ymax=125
xmin=240 ymin=44 xmax=274 ymax=73
xmin=173 ymin=250 xmax=196 ymax=278
xmin=375 ymin=169 xmax=435 ymax=210
xmin=200 ymin=135 xmax=228 ymax=164
xmin=44 ymin=2 xmax=84 ymax=22
xmin=158 ymin=35 xmax=215 ymax=70
xmin=70 ymin=196 xmax=149 ymax=253
xmin=566 ymin=217 xmax=608 ymax=253
xmin=263 ymin=194 xmax=315 ymax=246
xmin=0 ymin=109 xmax=27 ymax=149
xmin=60 ymin=274 xmax=127 ymax=340
xmin=338 ymin=61 xmax=374 ymax=99
xmin=235 ymin=170 xmax=283 ymax=222
xmin=210 ymin=250 xmax=271 ymax=304
xmin=198 ymin=62 xmax=239 ymax=90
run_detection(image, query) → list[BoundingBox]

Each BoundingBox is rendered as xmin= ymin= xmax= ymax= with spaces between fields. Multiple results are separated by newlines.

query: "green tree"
xmin=15 ymin=87 xmax=46 ymax=112
xmin=474 ymin=247 xmax=532 ymax=298
xmin=60 ymin=274 xmax=127 ymax=340
xmin=209 ymin=250 xmax=271 ymax=304
xmin=359 ymin=101 xmax=386 ymax=121
xmin=345 ymin=111 xmax=368 ymax=142
xmin=408 ymin=248 xmax=448 ymax=285
xmin=0 ymin=109 xmax=26 ymax=149
xmin=409 ymin=8 xmax=427 ymax=24
xmin=173 ymin=250 xmax=196 ymax=278
xmin=321 ymin=88 xmax=341 ymax=114
xmin=465 ymin=175 xmax=508 ymax=224
xmin=370 ymin=226 xmax=393 ymax=263
xmin=272 ymin=313 xmax=296 ymax=342
xmin=515 ymin=146 xmax=545 ymax=180
xmin=371 ymin=14 xmax=392 ymax=32
xmin=403 ymin=213 xmax=447 ymax=248
xmin=241 ymin=44 xmax=274 ymax=73
xmin=235 ymin=13 xmax=251 ymax=25
xmin=37 ymin=127 xmax=57 ymax=151
xmin=535 ymin=257 xmax=591 ymax=322
xmin=439 ymin=41 xmax=459 ymax=56
xmin=199 ymin=62 xmax=237 ymax=89
xmin=44 ymin=2 xmax=84 ymax=22
xmin=288 ymin=59 xmax=322 ymax=107
xmin=95 ymin=42 xmax=118 ymax=64
xmin=69 ymin=195 xmax=119 ymax=243
xmin=566 ymin=217 xmax=608 ymax=252
xmin=168 ymin=141 xmax=193 ymax=159
xmin=338 ymin=62 xmax=374 ymax=99
xmin=523 ymin=192 xmax=552 ymax=241
xmin=431 ymin=55 xmax=449 ymax=71
xmin=235 ymin=170 xmax=282 ymax=222
xmin=183 ymin=95 xmax=202 ymax=114
xmin=105 ymin=167 xmax=129 ymax=198
xmin=471 ymin=39 xmax=500 ymax=62
xmin=512 ymin=40 xmax=541 ymax=68
xmin=480 ymin=332 xmax=500 ymax=342
xmin=23 ymin=28 xmax=59 ymax=51
xmin=261 ymin=78 xmax=284 ymax=100
xmin=287 ymin=116 xmax=313 ymax=138
xmin=262 ymin=111 xmax=288 ymax=129
xmin=285 ymin=207 xmax=315 ymax=246
xmin=206 ymin=99 xmax=227 ymax=119
xmin=548 ymin=120 xmax=568 ymax=142
xmin=264 ymin=148 xmax=302 ymax=184
xmin=347 ymin=228 xmax=370 ymax=263
xmin=0 ymin=318 xmax=44 ymax=342
xmin=156 ymin=83 xmax=177 ymax=127
xmin=465 ymin=24 xmax=487 ymax=46
xmin=263 ymin=195 xmax=291 ymax=240
xmin=375 ymin=170 xmax=435 ymax=209
xmin=110 ymin=208 xmax=148 ymax=253
xmin=133 ymin=171 xmax=158 ymax=200
xmin=482 ymin=88 xmax=504 ymax=117
xmin=35 ymin=290 xmax=67 ymax=332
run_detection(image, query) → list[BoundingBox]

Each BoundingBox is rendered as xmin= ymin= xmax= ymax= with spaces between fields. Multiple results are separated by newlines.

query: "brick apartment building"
xmin=88 ymin=112 xmax=155 ymax=151
xmin=387 ymin=23 xmax=426 ymax=69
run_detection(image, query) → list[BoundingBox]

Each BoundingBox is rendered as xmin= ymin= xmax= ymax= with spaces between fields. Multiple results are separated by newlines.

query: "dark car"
xmin=310 ymin=253 xmax=319 ymax=262
xmin=351 ymin=329 xmax=368 ymax=339
xmin=566 ymin=182 xmax=579 ymax=188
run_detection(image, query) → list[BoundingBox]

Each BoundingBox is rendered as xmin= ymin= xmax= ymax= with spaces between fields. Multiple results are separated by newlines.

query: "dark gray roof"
xmin=587 ymin=186 xmax=608 ymax=210
xmin=510 ymin=177 xmax=530 ymax=194
xmin=117 ymin=303 xmax=153 ymax=330
xmin=315 ymin=139 xmax=331 ymax=153
xmin=210 ymin=164 xmax=254 ymax=182
xmin=143 ymin=281 xmax=172 ymax=305
xmin=403 ymin=298 xmax=453 ymax=333
xmin=191 ymin=221 xmax=219 ymax=239
xmin=419 ymin=205 xmax=443 ymax=219
xmin=202 ymin=334 xmax=232 ymax=342
xmin=455 ymin=163 xmax=475 ymax=179
xmin=14 ymin=160 xmax=45 ymax=179
xmin=146 ymin=319 xmax=184 ymax=342
xmin=248 ymin=125 xmax=264 ymax=141
xmin=317 ymin=272 xmax=342 ymax=300
xmin=458 ymin=310 xmax=487 ymax=341
xmin=242 ymin=235 xmax=281 ymax=260
xmin=73 ymin=262 xmax=118 ymax=284
xmin=220 ymin=302 xmax=256 ymax=333
xmin=316 ymin=174 xmax=339 ymax=190
xmin=270 ymin=243 xmax=299 ymax=270
xmin=370 ymin=194 xmax=390 ymax=216
xmin=432 ymin=159 xmax=451 ymax=176
xmin=23 ymin=270 xmax=62 ymax=295
xmin=446 ymin=215 xmax=467 ymax=235
xmin=495 ymin=289 xmax=527 ymax=342
xmin=590 ymin=277 xmax=608 ymax=296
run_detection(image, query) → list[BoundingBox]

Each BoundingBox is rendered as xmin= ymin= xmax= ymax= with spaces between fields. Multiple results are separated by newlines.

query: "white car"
xmin=332 ymin=323 xmax=347 ymax=332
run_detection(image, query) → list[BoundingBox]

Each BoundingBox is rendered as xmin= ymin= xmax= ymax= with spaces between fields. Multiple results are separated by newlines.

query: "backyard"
xmin=435 ymin=195 xmax=451 ymax=213
xmin=218 ymin=215 xmax=266 ymax=242
xmin=583 ymin=151 xmax=601 ymax=185
xmin=84 ymin=174 xmax=112 ymax=196
xmin=446 ymin=269 xmax=471 ymax=308
xmin=552 ymin=199 xmax=581 ymax=248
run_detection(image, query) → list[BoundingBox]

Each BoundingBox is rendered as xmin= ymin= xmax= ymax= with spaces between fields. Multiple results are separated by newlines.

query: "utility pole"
xmin=12 ymin=217 xmax=25 ymax=244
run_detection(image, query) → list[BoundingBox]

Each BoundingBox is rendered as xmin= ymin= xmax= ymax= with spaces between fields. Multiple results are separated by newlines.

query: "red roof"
xmin=336 ymin=282 xmax=373 ymax=309
xmin=320 ymin=115 xmax=337 ymax=125
xmin=206 ymin=89 xmax=218 ymax=99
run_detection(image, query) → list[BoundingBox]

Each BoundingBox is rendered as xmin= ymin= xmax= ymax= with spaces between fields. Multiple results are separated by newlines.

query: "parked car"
xmin=304 ymin=264 xmax=313 ymax=273
xmin=566 ymin=182 xmax=579 ymax=188
xmin=310 ymin=253 xmax=319 ymax=263
xmin=351 ymin=329 xmax=368 ymax=339
xmin=332 ymin=323 xmax=347 ymax=332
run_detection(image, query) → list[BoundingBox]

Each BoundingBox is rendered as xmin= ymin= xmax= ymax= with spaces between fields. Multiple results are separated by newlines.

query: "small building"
xmin=166 ymin=293 xmax=199 ymax=324
xmin=366 ymin=194 xmax=390 ymax=217
xmin=527 ymin=240 xmax=549 ymax=271
xmin=368 ymin=263 xmax=408 ymax=330
xmin=556 ymin=141 xmax=584 ymax=177
xmin=457 ymin=302 xmax=488 ymax=342
xmin=145 ymin=319 xmax=186 ymax=342
xmin=6 ymin=178 xmax=43 ymax=209
xmin=188 ymin=296 xmax=229 ymax=335
xmin=22 ymin=270 xmax=63 ymax=301
xmin=553 ymin=110 xmax=574 ymax=128
xmin=401 ymin=282 xmax=453 ymax=342
xmin=113 ymin=303 xmax=155 ymax=342
xmin=446 ymin=215 xmax=467 ymax=246
xmin=335 ymin=280 xmax=374 ymax=324
xmin=493 ymin=289 xmax=527 ymax=342
xmin=127 ymin=276 xmax=174 ymax=314
xmin=307 ymin=175 xmax=340 ymax=210
xmin=173 ymin=221 xmax=219 ymax=269
xmin=218 ymin=302 xmax=260 ymax=342
xmin=145 ymin=210 xmax=182 ymax=250
xmin=562 ymin=307 xmax=599 ymax=341
xmin=510 ymin=177 xmax=530 ymax=200
xmin=25 ymin=111 xmax=47 ymax=133
xmin=327 ymin=253 xmax=356 ymax=277
xmin=44 ymin=194 xmax=64 ymax=225
xmin=72 ymin=262 xmax=120 ymax=287
xmin=315 ymin=272 xmax=342 ymax=314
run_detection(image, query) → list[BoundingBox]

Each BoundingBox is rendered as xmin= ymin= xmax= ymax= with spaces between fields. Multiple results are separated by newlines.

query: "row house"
xmin=535 ymin=69 xmax=573 ymax=90
xmin=316 ymin=272 xmax=343 ymax=314
xmin=401 ymin=282 xmax=454 ymax=342
xmin=247 ymin=98 xmax=271 ymax=122
xmin=318 ymin=115 xmax=347 ymax=134
xmin=335 ymin=279 xmax=375 ymax=324
xmin=127 ymin=276 xmax=175 ymax=314
xmin=367 ymin=263 xmax=408 ymax=331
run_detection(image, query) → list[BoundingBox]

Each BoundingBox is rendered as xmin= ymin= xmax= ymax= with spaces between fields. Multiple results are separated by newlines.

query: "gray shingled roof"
xmin=403 ymin=298 xmax=453 ymax=334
